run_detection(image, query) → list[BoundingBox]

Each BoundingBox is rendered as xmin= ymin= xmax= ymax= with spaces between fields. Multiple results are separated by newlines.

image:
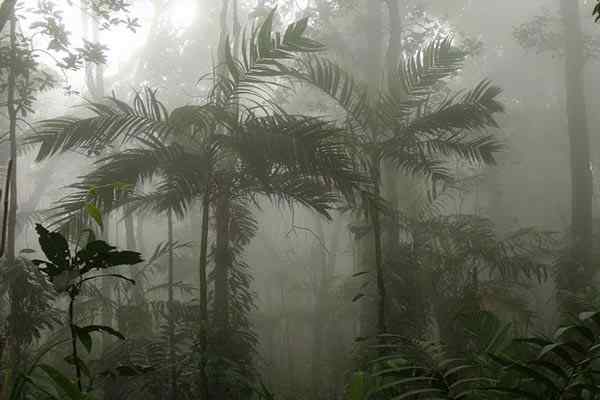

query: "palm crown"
xmin=25 ymin=11 xmax=369 ymax=235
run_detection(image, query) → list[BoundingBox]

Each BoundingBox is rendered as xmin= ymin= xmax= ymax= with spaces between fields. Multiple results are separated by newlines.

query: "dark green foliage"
xmin=0 ymin=257 xmax=60 ymax=348
xmin=31 ymin=223 xmax=143 ymax=394
xmin=294 ymin=37 xmax=504 ymax=184
xmin=489 ymin=311 xmax=600 ymax=400
xmin=384 ymin=213 xmax=553 ymax=350
xmin=367 ymin=340 xmax=494 ymax=400
xmin=350 ymin=310 xmax=600 ymax=400
xmin=33 ymin=224 xmax=142 ymax=290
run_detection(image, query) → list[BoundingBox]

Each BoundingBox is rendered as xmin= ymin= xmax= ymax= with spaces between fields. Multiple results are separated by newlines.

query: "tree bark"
xmin=558 ymin=0 xmax=594 ymax=316
xmin=213 ymin=192 xmax=231 ymax=340
xmin=367 ymin=0 xmax=387 ymax=342
xmin=2 ymin=12 xmax=18 ymax=400
xmin=311 ymin=214 xmax=327 ymax=395
xmin=6 ymin=2 xmax=17 ymax=266
xmin=167 ymin=209 xmax=177 ymax=400
xmin=197 ymin=187 xmax=210 ymax=400
xmin=124 ymin=210 xmax=145 ymax=305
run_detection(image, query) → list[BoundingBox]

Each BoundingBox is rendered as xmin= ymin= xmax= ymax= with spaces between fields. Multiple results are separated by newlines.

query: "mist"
xmin=1 ymin=0 xmax=600 ymax=399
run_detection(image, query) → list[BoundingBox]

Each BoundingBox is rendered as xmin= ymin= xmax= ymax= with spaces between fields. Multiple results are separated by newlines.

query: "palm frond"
xmin=221 ymin=112 xmax=369 ymax=207
xmin=488 ymin=311 xmax=600 ymax=400
xmin=216 ymin=9 xmax=324 ymax=108
xmin=399 ymin=36 xmax=466 ymax=102
xmin=44 ymin=141 xmax=209 ymax=234
xmin=293 ymin=55 xmax=371 ymax=135
xmin=27 ymin=91 xmax=173 ymax=161
xmin=368 ymin=339 xmax=490 ymax=400
xmin=381 ymin=80 xmax=504 ymax=170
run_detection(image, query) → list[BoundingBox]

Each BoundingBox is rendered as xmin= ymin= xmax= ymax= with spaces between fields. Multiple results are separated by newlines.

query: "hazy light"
xmin=169 ymin=0 xmax=197 ymax=31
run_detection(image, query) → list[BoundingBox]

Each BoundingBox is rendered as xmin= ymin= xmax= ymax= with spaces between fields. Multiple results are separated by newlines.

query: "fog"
xmin=1 ymin=0 xmax=600 ymax=399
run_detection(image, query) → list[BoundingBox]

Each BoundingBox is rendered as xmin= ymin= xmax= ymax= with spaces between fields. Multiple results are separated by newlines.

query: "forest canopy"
xmin=0 ymin=1 xmax=600 ymax=400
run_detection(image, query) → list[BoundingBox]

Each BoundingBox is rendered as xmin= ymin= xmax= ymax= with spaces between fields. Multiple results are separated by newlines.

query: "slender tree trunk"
xmin=366 ymin=0 xmax=387 ymax=342
xmin=101 ymin=217 xmax=113 ymax=352
xmin=382 ymin=0 xmax=403 ymax=239
xmin=371 ymin=183 xmax=386 ymax=339
xmin=2 ymin=12 xmax=19 ymax=400
xmin=558 ymin=0 xmax=594 ymax=316
xmin=311 ymin=213 xmax=343 ymax=397
xmin=280 ymin=281 xmax=294 ymax=388
xmin=6 ymin=6 xmax=17 ymax=268
xmin=311 ymin=215 xmax=327 ymax=395
xmin=135 ymin=215 xmax=146 ymax=254
xmin=167 ymin=209 xmax=177 ymax=400
xmin=197 ymin=180 xmax=210 ymax=400
xmin=125 ymin=209 xmax=145 ymax=301
xmin=213 ymin=192 xmax=231 ymax=339
xmin=355 ymin=0 xmax=385 ymax=347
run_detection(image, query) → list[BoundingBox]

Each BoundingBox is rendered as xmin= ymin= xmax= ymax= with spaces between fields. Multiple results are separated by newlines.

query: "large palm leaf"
xmin=26 ymin=89 xmax=173 ymax=162
xmin=215 ymin=9 xmax=324 ymax=110
xmin=291 ymin=36 xmax=504 ymax=183
xmin=26 ymin=10 xmax=323 ymax=161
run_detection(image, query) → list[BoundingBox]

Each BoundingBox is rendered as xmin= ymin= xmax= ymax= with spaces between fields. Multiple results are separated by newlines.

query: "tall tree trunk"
xmin=197 ymin=186 xmax=210 ymax=400
xmin=212 ymin=0 xmax=232 ymax=395
xmin=135 ymin=215 xmax=146 ymax=254
xmin=86 ymin=9 xmax=113 ymax=353
xmin=167 ymin=209 xmax=177 ymax=400
xmin=101 ymin=218 xmax=113 ymax=352
xmin=558 ymin=0 xmax=594 ymax=317
xmin=6 ymin=6 xmax=17 ymax=271
xmin=311 ymin=213 xmax=343 ymax=397
xmin=311 ymin=214 xmax=327 ymax=396
xmin=3 ymin=12 xmax=19 ymax=400
xmin=366 ymin=0 xmax=387 ymax=342
xmin=213 ymin=191 xmax=231 ymax=342
xmin=125 ymin=210 xmax=145 ymax=304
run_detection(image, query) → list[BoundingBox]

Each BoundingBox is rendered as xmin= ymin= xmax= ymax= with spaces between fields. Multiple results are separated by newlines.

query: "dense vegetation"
xmin=0 ymin=0 xmax=600 ymax=399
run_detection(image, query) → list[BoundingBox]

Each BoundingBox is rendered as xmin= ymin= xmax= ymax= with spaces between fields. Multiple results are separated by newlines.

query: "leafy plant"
xmin=32 ymin=224 xmax=143 ymax=393
xmin=350 ymin=309 xmax=600 ymax=400
xmin=292 ymin=36 xmax=504 ymax=337
xmin=489 ymin=311 xmax=600 ymax=400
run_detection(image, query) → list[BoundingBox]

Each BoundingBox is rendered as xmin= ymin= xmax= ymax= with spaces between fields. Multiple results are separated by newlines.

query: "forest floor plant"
xmin=29 ymin=222 xmax=142 ymax=398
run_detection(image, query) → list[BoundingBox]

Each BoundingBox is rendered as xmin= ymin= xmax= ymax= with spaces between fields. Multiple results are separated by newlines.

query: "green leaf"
xmin=104 ymin=250 xmax=144 ymax=268
xmin=37 ymin=364 xmax=84 ymax=400
xmin=76 ymin=240 xmax=142 ymax=274
xmin=35 ymin=224 xmax=71 ymax=275
xmin=19 ymin=248 xmax=36 ymax=254
xmin=72 ymin=325 xmax=92 ymax=353
xmin=63 ymin=355 xmax=91 ymax=379
xmin=352 ymin=293 xmax=365 ymax=302
xmin=84 ymin=203 xmax=103 ymax=230
xmin=78 ymin=325 xmax=125 ymax=341
xmin=348 ymin=372 xmax=369 ymax=400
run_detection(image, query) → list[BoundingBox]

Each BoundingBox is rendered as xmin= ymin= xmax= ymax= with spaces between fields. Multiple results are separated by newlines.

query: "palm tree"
xmin=290 ymin=36 xmax=505 ymax=341
xmin=25 ymin=10 xmax=368 ymax=397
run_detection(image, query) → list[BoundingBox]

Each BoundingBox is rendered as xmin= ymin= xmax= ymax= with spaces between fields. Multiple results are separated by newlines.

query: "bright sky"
xmin=25 ymin=0 xmax=198 ymax=91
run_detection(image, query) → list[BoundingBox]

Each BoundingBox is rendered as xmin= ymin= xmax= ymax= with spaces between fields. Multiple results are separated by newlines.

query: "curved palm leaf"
xmin=27 ymin=89 xmax=173 ymax=162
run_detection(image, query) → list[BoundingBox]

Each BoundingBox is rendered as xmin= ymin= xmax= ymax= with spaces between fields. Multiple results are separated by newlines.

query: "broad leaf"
xmin=35 ymin=224 xmax=71 ymax=275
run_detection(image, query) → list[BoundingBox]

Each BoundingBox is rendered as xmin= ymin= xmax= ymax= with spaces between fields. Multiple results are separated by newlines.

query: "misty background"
xmin=1 ymin=0 xmax=600 ymax=399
